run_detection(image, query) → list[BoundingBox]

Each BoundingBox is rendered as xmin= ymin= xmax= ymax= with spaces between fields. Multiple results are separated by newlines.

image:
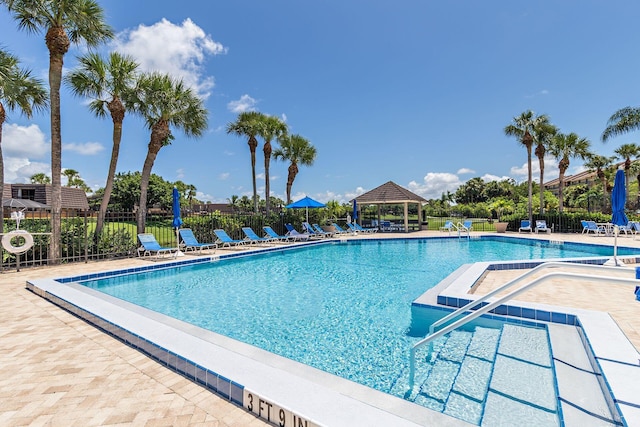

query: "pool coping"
xmin=25 ymin=236 xmax=640 ymax=426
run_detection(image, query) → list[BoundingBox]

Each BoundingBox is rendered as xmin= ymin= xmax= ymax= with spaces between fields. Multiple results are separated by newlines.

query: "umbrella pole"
xmin=614 ymin=226 xmax=620 ymax=266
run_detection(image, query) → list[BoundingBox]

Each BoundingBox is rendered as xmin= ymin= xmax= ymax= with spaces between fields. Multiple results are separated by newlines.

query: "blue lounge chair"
xmin=178 ymin=228 xmax=217 ymax=252
xmin=581 ymin=220 xmax=605 ymax=235
xmin=312 ymin=223 xmax=336 ymax=237
xmin=213 ymin=229 xmax=247 ymax=247
xmin=354 ymin=223 xmax=377 ymax=233
xmin=534 ymin=220 xmax=552 ymax=234
xmin=137 ymin=233 xmax=178 ymax=258
xmin=518 ymin=220 xmax=532 ymax=233
xmin=460 ymin=220 xmax=473 ymax=232
xmin=242 ymin=227 xmax=274 ymax=245
xmin=285 ymin=223 xmax=312 ymax=240
xmin=331 ymin=223 xmax=351 ymax=235
xmin=263 ymin=226 xmax=295 ymax=242
xmin=302 ymin=222 xmax=328 ymax=238
xmin=440 ymin=221 xmax=456 ymax=233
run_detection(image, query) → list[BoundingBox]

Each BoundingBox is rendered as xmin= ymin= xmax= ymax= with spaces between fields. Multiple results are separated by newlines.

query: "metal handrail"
xmin=408 ymin=264 xmax=639 ymax=391
xmin=428 ymin=261 xmax=633 ymax=335
xmin=456 ymin=222 xmax=470 ymax=238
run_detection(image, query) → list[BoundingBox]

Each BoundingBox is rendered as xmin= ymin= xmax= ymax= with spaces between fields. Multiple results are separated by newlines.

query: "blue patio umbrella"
xmin=611 ymin=169 xmax=628 ymax=265
xmin=172 ymin=187 xmax=183 ymax=254
xmin=285 ymin=196 xmax=326 ymax=222
xmin=352 ymin=199 xmax=358 ymax=224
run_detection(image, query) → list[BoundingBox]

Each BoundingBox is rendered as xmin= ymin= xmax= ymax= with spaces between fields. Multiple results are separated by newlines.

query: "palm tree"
xmin=0 ymin=48 xmax=48 ymax=235
xmin=227 ymin=195 xmax=239 ymax=212
xmin=65 ymin=52 xmax=139 ymax=241
xmin=30 ymin=172 xmax=51 ymax=184
xmin=62 ymin=168 xmax=80 ymax=186
xmin=128 ymin=72 xmax=207 ymax=234
xmin=584 ymin=154 xmax=614 ymax=208
xmin=2 ymin=0 xmax=113 ymax=262
xmin=602 ymin=107 xmax=640 ymax=142
xmin=614 ymin=143 xmax=640 ymax=208
xmin=226 ymin=111 xmax=265 ymax=213
xmin=273 ymin=133 xmax=316 ymax=204
xmin=258 ymin=114 xmax=287 ymax=215
xmin=504 ymin=111 xmax=548 ymax=223
xmin=532 ymin=119 xmax=556 ymax=214
xmin=547 ymin=132 xmax=591 ymax=212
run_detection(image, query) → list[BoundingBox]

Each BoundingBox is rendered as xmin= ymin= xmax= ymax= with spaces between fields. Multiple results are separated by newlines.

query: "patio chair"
xmin=302 ymin=222 xmax=329 ymax=238
xmin=285 ymin=223 xmax=312 ymax=240
xmin=518 ymin=220 xmax=532 ymax=233
xmin=440 ymin=221 xmax=456 ymax=233
xmin=331 ymin=223 xmax=352 ymax=235
xmin=581 ymin=220 xmax=605 ymax=235
xmin=137 ymin=233 xmax=178 ymax=258
xmin=354 ymin=223 xmax=377 ymax=233
xmin=242 ymin=227 xmax=275 ymax=245
xmin=178 ymin=228 xmax=217 ymax=253
xmin=312 ymin=223 xmax=336 ymax=237
xmin=213 ymin=229 xmax=247 ymax=248
xmin=460 ymin=220 xmax=473 ymax=232
xmin=263 ymin=226 xmax=296 ymax=242
xmin=534 ymin=220 xmax=552 ymax=234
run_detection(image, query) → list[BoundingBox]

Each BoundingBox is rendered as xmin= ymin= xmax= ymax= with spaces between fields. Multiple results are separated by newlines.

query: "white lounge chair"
xmin=534 ymin=220 xmax=552 ymax=234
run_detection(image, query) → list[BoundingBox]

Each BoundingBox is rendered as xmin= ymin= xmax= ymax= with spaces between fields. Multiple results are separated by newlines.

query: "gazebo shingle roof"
xmin=353 ymin=181 xmax=427 ymax=204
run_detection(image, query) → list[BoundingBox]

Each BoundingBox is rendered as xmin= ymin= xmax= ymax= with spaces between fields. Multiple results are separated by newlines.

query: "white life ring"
xmin=2 ymin=230 xmax=34 ymax=254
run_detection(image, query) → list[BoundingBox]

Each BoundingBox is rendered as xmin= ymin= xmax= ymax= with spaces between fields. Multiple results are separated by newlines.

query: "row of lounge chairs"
xmin=581 ymin=220 xmax=640 ymax=236
xmin=518 ymin=220 xmax=552 ymax=234
xmin=137 ymin=222 xmax=377 ymax=258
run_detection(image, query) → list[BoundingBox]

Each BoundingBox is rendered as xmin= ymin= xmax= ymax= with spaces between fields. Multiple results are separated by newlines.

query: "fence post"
xmin=84 ymin=211 xmax=89 ymax=264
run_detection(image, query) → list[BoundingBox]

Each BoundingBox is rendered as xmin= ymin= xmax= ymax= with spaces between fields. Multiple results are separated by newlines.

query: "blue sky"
xmin=2 ymin=1 xmax=640 ymax=204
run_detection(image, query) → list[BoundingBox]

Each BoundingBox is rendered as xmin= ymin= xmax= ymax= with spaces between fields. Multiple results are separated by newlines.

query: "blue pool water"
xmin=78 ymin=238 xmax=631 ymax=425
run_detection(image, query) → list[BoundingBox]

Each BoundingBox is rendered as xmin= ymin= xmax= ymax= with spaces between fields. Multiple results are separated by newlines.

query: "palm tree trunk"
xmin=526 ymin=145 xmax=533 ymax=223
xmin=264 ymin=140 xmax=272 ymax=215
xmin=137 ymin=122 xmax=168 ymax=234
xmin=286 ymin=162 xmax=299 ymax=205
xmin=249 ymin=137 xmax=258 ymax=213
xmin=0 ymin=104 xmax=5 ymax=236
xmin=46 ymin=26 xmax=70 ymax=264
xmin=95 ymin=117 xmax=123 ymax=242
xmin=535 ymin=144 xmax=545 ymax=214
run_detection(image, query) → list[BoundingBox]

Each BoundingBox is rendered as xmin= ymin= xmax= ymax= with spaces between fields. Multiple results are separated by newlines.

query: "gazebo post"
xmin=403 ymin=202 xmax=409 ymax=233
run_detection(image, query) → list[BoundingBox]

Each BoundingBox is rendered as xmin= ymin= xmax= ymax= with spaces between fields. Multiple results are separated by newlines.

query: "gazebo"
xmin=351 ymin=181 xmax=427 ymax=233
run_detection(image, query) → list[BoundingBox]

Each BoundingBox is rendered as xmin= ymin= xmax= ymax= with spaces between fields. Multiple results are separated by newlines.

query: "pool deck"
xmin=2 ymin=230 xmax=640 ymax=426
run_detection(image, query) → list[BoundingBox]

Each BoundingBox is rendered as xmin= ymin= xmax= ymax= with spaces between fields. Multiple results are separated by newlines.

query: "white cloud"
xmin=4 ymin=158 xmax=49 ymax=183
xmin=228 ymin=94 xmax=257 ymax=113
xmin=114 ymin=18 xmax=226 ymax=99
xmin=457 ymin=167 xmax=475 ymax=174
xmin=63 ymin=141 xmax=104 ymax=155
xmin=281 ymin=113 xmax=288 ymax=122
xmin=481 ymin=174 xmax=512 ymax=182
xmin=3 ymin=123 xmax=48 ymax=158
xmin=407 ymin=172 xmax=463 ymax=200
xmin=510 ymin=155 xmax=559 ymax=184
xmin=219 ymin=172 xmax=230 ymax=180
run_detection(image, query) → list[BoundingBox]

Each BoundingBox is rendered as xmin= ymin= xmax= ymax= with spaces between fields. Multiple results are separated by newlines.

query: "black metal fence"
xmin=0 ymin=208 xmax=611 ymax=271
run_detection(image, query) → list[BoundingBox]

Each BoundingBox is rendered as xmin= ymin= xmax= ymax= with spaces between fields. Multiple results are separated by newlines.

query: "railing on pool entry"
xmin=408 ymin=261 xmax=640 ymax=391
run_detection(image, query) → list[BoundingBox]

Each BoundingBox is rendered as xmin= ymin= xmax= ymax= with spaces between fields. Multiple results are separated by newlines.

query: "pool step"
xmin=405 ymin=323 xmax=561 ymax=426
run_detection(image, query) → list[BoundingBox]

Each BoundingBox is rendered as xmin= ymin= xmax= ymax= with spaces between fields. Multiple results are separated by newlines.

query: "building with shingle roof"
xmin=352 ymin=181 xmax=427 ymax=233
xmin=2 ymin=184 xmax=89 ymax=211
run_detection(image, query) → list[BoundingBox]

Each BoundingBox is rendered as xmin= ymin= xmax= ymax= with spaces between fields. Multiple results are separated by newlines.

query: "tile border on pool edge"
xmin=27 ymin=276 xmax=466 ymax=427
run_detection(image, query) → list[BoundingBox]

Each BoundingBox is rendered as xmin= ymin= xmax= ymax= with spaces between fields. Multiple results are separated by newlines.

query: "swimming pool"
xmin=74 ymin=237 xmax=631 ymax=425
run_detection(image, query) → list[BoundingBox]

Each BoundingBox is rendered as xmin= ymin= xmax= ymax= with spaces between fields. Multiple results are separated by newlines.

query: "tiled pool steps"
xmin=392 ymin=324 xmax=559 ymax=425
xmin=392 ymin=324 xmax=621 ymax=426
